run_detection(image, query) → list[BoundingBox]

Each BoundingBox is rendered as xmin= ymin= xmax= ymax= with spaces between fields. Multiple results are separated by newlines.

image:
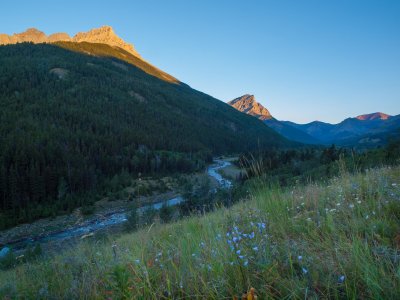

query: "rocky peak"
xmin=0 ymin=26 xmax=140 ymax=57
xmin=13 ymin=28 xmax=47 ymax=43
xmin=72 ymin=26 xmax=140 ymax=57
xmin=356 ymin=112 xmax=392 ymax=121
xmin=228 ymin=94 xmax=273 ymax=120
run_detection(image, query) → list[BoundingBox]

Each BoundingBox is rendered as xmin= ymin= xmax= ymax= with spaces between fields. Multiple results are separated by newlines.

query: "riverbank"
xmin=0 ymin=159 xmax=235 ymax=251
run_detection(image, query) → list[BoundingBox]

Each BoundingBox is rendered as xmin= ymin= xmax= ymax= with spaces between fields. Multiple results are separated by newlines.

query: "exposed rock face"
xmin=48 ymin=32 xmax=71 ymax=42
xmin=356 ymin=112 xmax=392 ymax=121
xmin=228 ymin=94 xmax=272 ymax=120
xmin=0 ymin=26 xmax=140 ymax=57
xmin=73 ymin=26 xmax=140 ymax=57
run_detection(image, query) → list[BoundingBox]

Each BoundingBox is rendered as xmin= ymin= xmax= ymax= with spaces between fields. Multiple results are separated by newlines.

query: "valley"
xmin=0 ymin=159 xmax=236 ymax=252
xmin=0 ymin=15 xmax=399 ymax=299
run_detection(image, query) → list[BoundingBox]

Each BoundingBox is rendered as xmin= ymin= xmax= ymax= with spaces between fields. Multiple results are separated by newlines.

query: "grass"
xmin=1 ymin=165 xmax=400 ymax=299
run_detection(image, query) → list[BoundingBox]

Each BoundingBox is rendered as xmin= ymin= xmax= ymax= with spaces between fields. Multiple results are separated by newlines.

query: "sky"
xmin=1 ymin=0 xmax=399 ymax=123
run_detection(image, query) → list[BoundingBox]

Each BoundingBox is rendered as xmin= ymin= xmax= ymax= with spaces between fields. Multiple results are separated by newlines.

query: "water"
xmin=207 ymin=159 xmax=232 ymax=188
xmin=3 ymin=160 xmax=231 ymax=250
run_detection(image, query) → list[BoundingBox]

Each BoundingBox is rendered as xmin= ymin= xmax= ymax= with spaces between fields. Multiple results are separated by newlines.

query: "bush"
xmin=125 ymin=208 xmax=139 ymax=231
xmin=159 ymin=203 xmax=173 ymax=223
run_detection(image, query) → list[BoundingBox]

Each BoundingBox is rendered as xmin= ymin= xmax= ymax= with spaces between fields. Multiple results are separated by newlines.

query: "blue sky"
xmin=1 ymin=0 xmax=399 ymax=123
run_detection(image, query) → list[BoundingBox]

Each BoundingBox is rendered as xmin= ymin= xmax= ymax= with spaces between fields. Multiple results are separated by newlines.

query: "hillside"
xmin=1 ymin=165 xmax=399 ymax=298
xmin=0 ymin=36 xmax=290 ymax=227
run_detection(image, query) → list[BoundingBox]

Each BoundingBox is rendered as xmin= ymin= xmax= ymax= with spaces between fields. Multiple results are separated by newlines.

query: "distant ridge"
xmin=356 ymin=112 xmax=391 ymax=121
xmin=0 ymin=26 xmax=141 ymax=57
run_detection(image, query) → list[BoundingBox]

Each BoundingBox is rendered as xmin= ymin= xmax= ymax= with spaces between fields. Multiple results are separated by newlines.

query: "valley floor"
xmin=1 ymin=165 xmax=400 ymax=299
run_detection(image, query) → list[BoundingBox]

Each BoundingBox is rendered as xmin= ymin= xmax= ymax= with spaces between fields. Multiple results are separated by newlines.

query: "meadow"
xmin=1 ymin=162 xmax=399 ymax=299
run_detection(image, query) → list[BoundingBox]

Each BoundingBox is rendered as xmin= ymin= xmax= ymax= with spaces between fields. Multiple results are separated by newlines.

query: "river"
xmin=1 ymin=159 xmax=232 ymax=252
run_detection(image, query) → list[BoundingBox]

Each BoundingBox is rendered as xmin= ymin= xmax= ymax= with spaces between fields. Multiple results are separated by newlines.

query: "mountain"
xmin=284 ymin=113 xmax=400 ymax=147
xmin=228 ymin=94 xmax=272 ymax=120
xmin=228 ymin=95 xmax=319 ymax=144
xmin=0 ymin=25 xmax=140 ymax=57
xmin=0 ymin=26 xmax=291 ymax=227
xmin=227 ymin=94 xmax=400 ymax=147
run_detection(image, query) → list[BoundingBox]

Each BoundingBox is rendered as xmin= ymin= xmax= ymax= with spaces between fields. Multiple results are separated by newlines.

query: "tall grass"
xmin=1 ymin=166 xmax=399 ymax=299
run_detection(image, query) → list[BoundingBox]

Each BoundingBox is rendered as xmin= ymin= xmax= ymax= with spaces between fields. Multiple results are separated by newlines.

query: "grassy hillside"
xmin=0 ymin=42 xmax=289 ymax=227
xmin=1 ymin=164 xmax=399 ymax=299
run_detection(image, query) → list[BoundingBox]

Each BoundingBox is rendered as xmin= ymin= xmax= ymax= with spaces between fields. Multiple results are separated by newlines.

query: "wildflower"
xmin=216 ymin=234 xmax=222 ymax=240
xmin=252 ymin=246 xmax=259 ymax=252
xmin=306 ymin=218 xmax=312 ymax=221
xmin=302 ymin=267 xmax=308 ymax=274
xmin=349 ymin=204 xmax=354 ymax=209
xmin=249 ymin=232 xmax=255 ymax=239
xmin=329 ymin=209 xmax=337 ymax=213
xmin=238 ymin=255 xmax=245 ymax=260
xmin=297 ymin=255 xmax=302 ymax=261
xmin=236 ymin=250 xmax=241 ymax=255
xmin=392 ymin=183 xmax=397 ymax=187
xmin=338 ymin=275 xmax=345 ymax=283
xmin=199 ymin=242 xmax=205 ymax=248
xmin=336 ymin=203 xmax=341 ymax=206
xmin=191 ymin=253 xmax=196 ymax=257
xmin=365 ymin=215 xmax=369 ymax=220
xmin=357 ymin=200 xmax=362 ymax=204
xmin=243 ymin=260 xmax=249 ymax=267
xmin=134 ymin=259 xmax=140 ymax=264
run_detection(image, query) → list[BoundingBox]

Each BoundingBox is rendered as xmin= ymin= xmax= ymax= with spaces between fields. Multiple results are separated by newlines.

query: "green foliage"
xmin=0 ymin=244 xmax=42 ymax=271
xmin=239 ymin=141 xmax=400 ymax=187
xmin=0 ymin=42 xmax=289 ymax=228
xmin=159 ymin=203 xmax=173 ymax=223
xmin=81 ymin=205 xmax=95 ymax=216
xmin=125 ymin=204 xmax=139 ymax=231
xmin=1 ymin=166 xmax=400 ymax=298
xmin=141 ymin=207 xmax=157 ymax=226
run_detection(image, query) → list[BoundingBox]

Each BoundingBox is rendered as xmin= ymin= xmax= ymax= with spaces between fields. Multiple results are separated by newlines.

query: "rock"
xmin=0 ymin=26 xmax=141 ymax=57
xmin=228 ymin=94 xmax=273 ymax=120
xmin=0 ymin=246 xmax=10 ymax=258
xmin=48 ymin=32 xmax=71 ymax=42
xmin=72 ymin=25 xmax=140 ymax=57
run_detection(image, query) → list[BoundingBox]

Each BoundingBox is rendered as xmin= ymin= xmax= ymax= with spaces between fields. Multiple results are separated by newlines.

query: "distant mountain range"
xmin=228 ymin=95 xmax=400 ymax=147
xmin=0 ymin=26 xmax=141 ymax=57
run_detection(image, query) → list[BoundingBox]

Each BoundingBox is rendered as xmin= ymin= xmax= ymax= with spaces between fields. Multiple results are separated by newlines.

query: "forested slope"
xmin=0 ymin=42 xmax=290 ymax=227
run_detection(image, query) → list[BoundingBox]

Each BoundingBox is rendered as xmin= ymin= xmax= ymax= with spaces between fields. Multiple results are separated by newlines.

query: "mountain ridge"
xmin=0 ymin=26 xmax=141 ymax=57
xmin=228 ymin=94 xmax=399 ymax=147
